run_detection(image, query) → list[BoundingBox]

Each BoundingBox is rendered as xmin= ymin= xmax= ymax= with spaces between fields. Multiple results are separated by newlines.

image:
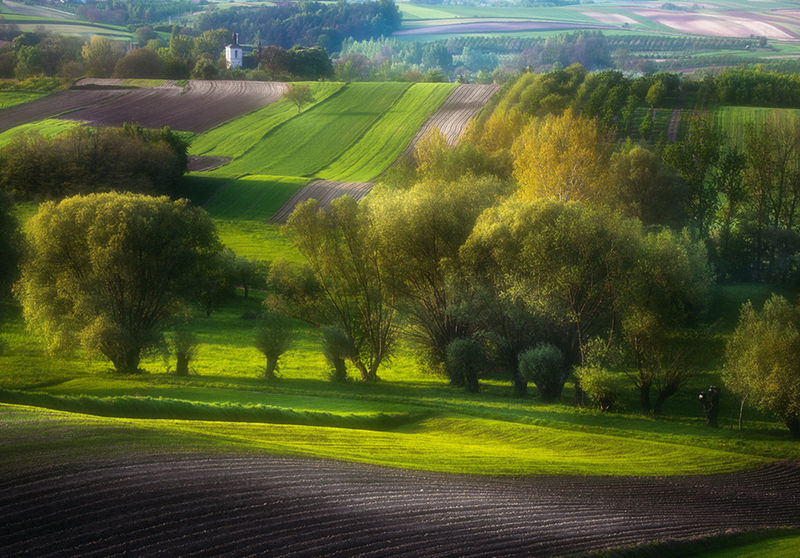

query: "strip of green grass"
xmin=0 ymin=119 xmax=81 ymax=148
xmin=203 ymin=174 xmax=309 ymax=221
xmin=189 ymin=82 xmax=344 ymax=160
xmin=219 ymin=82 xmax=411 ymax=178
xmin=0 ymin=403 xmax=767 ymax=476
xmin=714 ymin=105 xmax=800 ymax=147
xmin=122 ymin=79 xmax=166 ymax=88
xmin=212 ymin=219 xmax=304 ymax=262
xmin=692 ymin=534 xmax=800 ymax=558
xmin=318 ymin=82 xmax=456 ymax=182
xmin=0 ymin=91 xmax=47 ymax=109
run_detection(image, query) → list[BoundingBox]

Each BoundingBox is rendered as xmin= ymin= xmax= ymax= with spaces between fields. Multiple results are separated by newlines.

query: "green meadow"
xmin=0 ymin=90 xmax=47 ymax=110
xmin=0 ymin=118 xmax=81 ymax=147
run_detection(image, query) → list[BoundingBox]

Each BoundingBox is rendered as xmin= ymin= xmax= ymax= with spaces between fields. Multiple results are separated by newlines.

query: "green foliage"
xmin=170 ymin=329 xmax=197 ymax=377
xmin=286 ymin=83 xmax=314 ymax=113
xmin=0 ymin=120 xmax=81 ymax=149
xmin=0 ymin=191 xmax=22 ymax=301
xmin=575 ymin=365 xmax=619 ymax=412
xmin=0 ymin=124 xmax=189 ymax=200
xmin=320 ymin=325 xmax=355 ymax=382
xmin=254 ymin=313 xmax=293 ymax=380
xmin=445 ymin=338 xmax=483 ymax=392
xmin=15 ymin=193 xmax=222 ymax=374
xmin=724 ymin=295 xmax=800 ymax=438
xmin=518 ymin=344 xmax=567 ymax=401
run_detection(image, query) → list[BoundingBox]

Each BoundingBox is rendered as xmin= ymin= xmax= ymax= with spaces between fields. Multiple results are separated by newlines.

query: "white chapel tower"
xmin=225 ymin=33 xmax=242 ymax=69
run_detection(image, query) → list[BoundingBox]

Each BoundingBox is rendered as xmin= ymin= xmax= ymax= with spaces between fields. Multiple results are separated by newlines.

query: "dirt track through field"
xmin=61 ymin=80 xmax=288 ymax=132
xmin=406 ymin=83 xmax=500 ymax=152
xmin=270 ymin=179 xmax=373 ymax=223
xmin=0 ymin=456 xmax=798 ymax=556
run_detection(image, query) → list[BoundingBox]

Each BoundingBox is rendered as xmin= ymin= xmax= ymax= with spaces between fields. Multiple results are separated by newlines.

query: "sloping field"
xmin=217 ymin=82 xmax=411 ymax=178
xmin=317 ymin=82 xmax=457 ymax=182
xmin=204 ymin=174 xmax=310 ymax=221
xmin=407 ymin=84 xmax=500 ymax=151
xmin=714 ymin=105 xmax=800 ymax=146
xmin=271 ymin=179 xmax=374 ymax=223
xmin=0 ymin=88 xmax=124 ymax=133
xmin=0 ymin=91 xmax=48 ymax=110
xmin=1 ymin=452 xmax=798 ymax=556
xmin=61 ymin=80 xmax=288 ymax=133
xmin=189 ymin=82 xmax=343 ymax=159
xmin=0 ymin=118 xmax=81 ymax=148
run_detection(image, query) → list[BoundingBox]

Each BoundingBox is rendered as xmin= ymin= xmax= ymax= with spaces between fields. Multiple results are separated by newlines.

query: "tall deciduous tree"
xmin=724 ymin=295 xmax=800 ymax=438
xmin=273 ymin=196 xmax=397 ymax=382
xmin=15 ymin=193 xmax=222 ymax=373
xmin=512 ymin=110 xmax=613 ymax=202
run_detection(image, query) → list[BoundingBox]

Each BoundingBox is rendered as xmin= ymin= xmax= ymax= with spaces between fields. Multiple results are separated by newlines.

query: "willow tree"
xmin=15 ymin=193 xmax=221 ymax=373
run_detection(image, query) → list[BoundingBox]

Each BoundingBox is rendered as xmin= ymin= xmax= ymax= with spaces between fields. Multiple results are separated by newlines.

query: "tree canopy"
xmin=15 ymin=193 xmax=222 ymax=373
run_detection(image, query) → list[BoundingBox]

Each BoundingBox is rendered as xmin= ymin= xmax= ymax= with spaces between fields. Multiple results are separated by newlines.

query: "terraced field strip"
xmin=1 ymin=455 xmax=797 ymax=557
xmin=0 ymin=118 xmax=81 ymax=148
xmin=271 ymin=179 xmax=374 ymax=223
xmin=0 ymin=88 xmax=125 ymax=133
xmin=405 ymin=83 xmax=500 ymax=153
xmin=219 ymin=82 xmax=411 ymax=178
xmin=189 ymin=82 xmax=342 ymax=159
xmin=204 ymin=174 xmax=310 ymax=222
xmin=0 ymin=90 xmax=48 ymax=110
xmin=714 ymin=105 xmax=800 ymax=146
xmin=317 ymin=82 xmax=457 ymax=182
xmin=61 ymin=80 xmax=287 ymax=133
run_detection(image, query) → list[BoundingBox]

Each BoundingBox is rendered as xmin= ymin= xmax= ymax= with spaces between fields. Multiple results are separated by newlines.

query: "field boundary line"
xmin=311 ymin=82 xmax=413 ymax=179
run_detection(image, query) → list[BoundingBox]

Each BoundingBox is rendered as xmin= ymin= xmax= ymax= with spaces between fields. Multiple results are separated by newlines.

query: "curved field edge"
xmin=202 ymin=174 xmax=310 ymax=222
xmin=0 ymin=118 xmax=81 ymax=148
xmin=0 ymin=403 xmax=770 ymax=476
xmin=188 ymin=82 xmax=342 ymax=160
xmin=317 ymin=82 xmax=457 ymax=182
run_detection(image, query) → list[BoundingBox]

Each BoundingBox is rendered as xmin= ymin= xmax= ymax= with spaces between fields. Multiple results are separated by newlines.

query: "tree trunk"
xmin=265 ymin=356 xmax=278 ymax=380
xmin=175 ymin=353 xmax=189 ymax=377
xmin=639 ymin=384 xmax=652 ymax=414
xmin=111 ymin=348 xmax=141 ymax=374
xmin=786 ymin=415 xmax=800 ymax=439
xmin=353 ymin=360 xmax=376 ymax=382
xmin=331 ymin=358 xmax=347 ymax=382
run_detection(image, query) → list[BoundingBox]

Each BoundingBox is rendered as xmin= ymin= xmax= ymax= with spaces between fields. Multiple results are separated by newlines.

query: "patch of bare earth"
xmin=188 ymin=155 xmax=232 ymax=172
xmin=632 ymin=9 xmax=796 ymax=39
xmin=61 ymin=80 xmax=288 ymax=133
xmin=0 ymin=456 xmax=798 ymax=556
xmin=406 ymin=83 xmax=500 ymax=152
xmin=0 ymin=89 xmax=126 ymax=133
xmin=270 ymin=180 xmax=373 ymax=223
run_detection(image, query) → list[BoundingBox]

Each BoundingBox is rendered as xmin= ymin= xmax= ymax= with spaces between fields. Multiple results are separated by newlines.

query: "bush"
xmin=170 ymin=329 xmax=197 ymax=377
xmin=574 ymin=365 xmax=619 ymax=412
xmin=320 ymin=326 xmax=353 ymax=382
xmin=445 ymin=338 xmax=483 ymax=393
xmin=518 ymin=343 xmax=567 ymax=401
xmin=254 ymin=313 xmax=293 ymax=380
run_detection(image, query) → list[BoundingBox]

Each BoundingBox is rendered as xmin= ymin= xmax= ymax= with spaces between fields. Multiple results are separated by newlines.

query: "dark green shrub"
xmin=445 ymin=338 xmax=483 ymax=393
xmin=320 ymin=325 xmax=354 ymax=382
xmin=170 ymin=329 xmax=197 ymax=377
xmin=254 ymin=313 xmax=292 ymax=380
xmin=518 ymin=343 xmax=567 ymax=401
xmin=574 ymin=365 xmax=619 ymax=412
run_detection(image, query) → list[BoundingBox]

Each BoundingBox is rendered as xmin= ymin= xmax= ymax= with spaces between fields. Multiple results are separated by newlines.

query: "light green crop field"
xmin=694 ymin=534 xmax=800 ymax=557
xmin=0 ymin=119 xmax=81 ymax=148
xmin=714 ymin=106 xmax=800 ymax=146
xmin=0 ymin=91 xmax=47 ymax=109
xmin=189 ymin=82 xmax=344 ymax=160
xmin=122 ymin=79 xmax=167 ymax=88
xmin=318 ymin=82 xmax=456 ymax=182
xmin=213 ymin=220 xmax=303 ymax=263
xmin=203 ymin=174 xmax=309 ymax=221
xmin=216 ymin=82 xmax=411 ymax=178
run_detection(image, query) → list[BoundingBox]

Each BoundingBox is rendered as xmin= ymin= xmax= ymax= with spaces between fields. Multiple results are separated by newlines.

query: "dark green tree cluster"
xmin=196 ymin=0 xmax=401 ymax=54
xmin=256 ymin=45 xmax=333 ymax=80
xmin=75 ymin=0 xmax=199 ymax=26
xmin=0 ymin=124 xmax=189 ymax=200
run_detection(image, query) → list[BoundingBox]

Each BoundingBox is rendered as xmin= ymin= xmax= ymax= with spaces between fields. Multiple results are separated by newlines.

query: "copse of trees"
xmin=0 ymin=191 xmax=22 ymax=302
xmin=15 ymin=193 xmax=223 ymax=374
xmin=0 ymin=124 xmax=189 ymax=200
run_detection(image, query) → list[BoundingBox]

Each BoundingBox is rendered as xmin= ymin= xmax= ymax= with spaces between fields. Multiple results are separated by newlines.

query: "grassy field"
xmin=317 ymin=82 xmax=456 ymax=182
xmin=189 ymin=82 xmax=344 ymax=160
xmin=714 ymin=105 xmax=800 ymax=146
xmin=203 ymin=174 xmax=310 ymax=222
xmin=214 ymin=82 xmax=411 ymax=178
xmin=0 ymin=91 xmax=47 ymax=109
xmin=0 ymin=118 xmax=81 ymax=148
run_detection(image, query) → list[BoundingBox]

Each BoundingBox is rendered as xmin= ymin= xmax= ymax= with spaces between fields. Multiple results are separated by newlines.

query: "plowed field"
xmin=406 ymin=84 xmax=500 ymax=152
xmin=62 ymin=80 xmax=288 ymax=133
xmin=1 ymin=456 xmax=798 ymax=557
xmin=0 ymin=88 xmax=124 ymax=133
xmin=271 ymin=179 xmax=373 ymax=223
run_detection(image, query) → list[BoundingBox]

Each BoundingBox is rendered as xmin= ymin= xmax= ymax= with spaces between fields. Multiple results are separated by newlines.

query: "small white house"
xmin=225 ymin=33 xmax=242 ymax=69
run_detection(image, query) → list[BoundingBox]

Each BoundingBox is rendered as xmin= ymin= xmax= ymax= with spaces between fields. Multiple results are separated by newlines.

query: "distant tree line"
xmin=196 ymin=0 xmax=401 ymax=54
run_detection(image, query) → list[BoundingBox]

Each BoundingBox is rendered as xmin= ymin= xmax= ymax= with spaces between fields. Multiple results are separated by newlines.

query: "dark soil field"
xmin=62 ymin=80 xmax=288 ymax=133
xmin=271 ymin=179 xmax=374 ymax=223
xmin=0 ymin=89 xmax=124 ymax=133
xmin=1 ymin=456 xmax=798 ymax=557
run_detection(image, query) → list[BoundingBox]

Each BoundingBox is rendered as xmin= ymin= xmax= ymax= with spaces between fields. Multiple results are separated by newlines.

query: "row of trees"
xmin=0 ymin=124 xmax=189 ymax=200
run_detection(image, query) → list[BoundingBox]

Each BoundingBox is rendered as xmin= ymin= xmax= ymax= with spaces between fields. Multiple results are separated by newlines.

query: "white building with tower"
xmin=225 ymin=33 xmax=242 ymax=69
